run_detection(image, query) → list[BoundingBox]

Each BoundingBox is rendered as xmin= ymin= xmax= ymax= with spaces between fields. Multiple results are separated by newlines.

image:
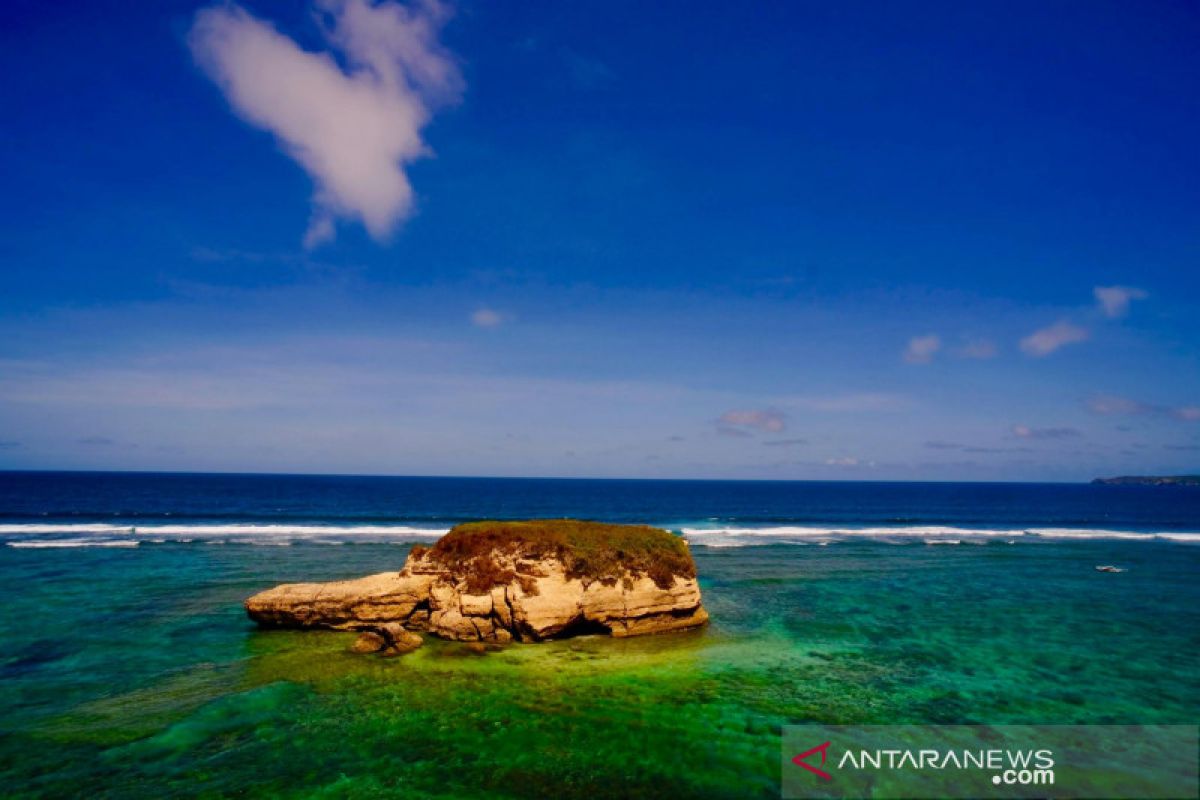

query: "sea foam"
xmin=2 ymin=522 xmax=1198 ymax=549
xmin=679 ymin=525 xmax=1200 ymax=546
xmin=0 ymin=523 xmax=450 ymax=549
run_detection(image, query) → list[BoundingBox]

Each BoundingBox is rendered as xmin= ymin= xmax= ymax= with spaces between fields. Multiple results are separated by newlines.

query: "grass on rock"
xmin=411 ymin=519 xmax=696 ymax=594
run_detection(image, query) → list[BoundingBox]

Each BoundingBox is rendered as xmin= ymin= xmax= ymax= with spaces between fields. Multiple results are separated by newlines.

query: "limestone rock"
xmin=245 ymin=520 xmax=709 ymax=643
xmin=347 ymin=623 xmax=422 ymax=657
xmin=350 ymin=631 xmax=387 ymax=653
xmin=245 ymin=571 xmax=434 ymax=630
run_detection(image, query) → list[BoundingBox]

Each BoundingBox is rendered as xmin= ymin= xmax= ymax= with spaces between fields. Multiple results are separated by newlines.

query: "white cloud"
xmin=1019 ymin=320 xmax=1089 ymax=357
xmin=1086 ymin=394 xmax=1152 ymax=416
xmin=1085 ymin=395 xmax=1200 ymax=422
xmin=825 ymin=456 xmax=875 ymax=467
xmin=302 ymin=215 xmax=337 ymax=250
xmin=1093 ymin=285 xmax=1148 ymax=319
xmin=718 ymin=409 xmax=786 ymax=433
xmin=1011 ymin=425 xmax=1081 ymax=440
xmin=188 ymin=0 xmax=461 ymax=247
xmin=787 ymin=393 xmax=906 ymax=412
xmin=902 ymin=334 xmax=941 ymax=364
xmin=470 ymin=308 xmax=505 ymax=328
xmin=957 ymin=338 xmax=998 ymax=359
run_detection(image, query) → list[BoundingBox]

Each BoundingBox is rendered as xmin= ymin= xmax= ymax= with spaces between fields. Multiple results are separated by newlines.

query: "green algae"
xmin=0 ymin=540 xmax=1197 ymax=798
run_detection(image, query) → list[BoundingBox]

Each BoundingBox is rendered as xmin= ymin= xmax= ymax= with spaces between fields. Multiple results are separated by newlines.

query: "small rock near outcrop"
xmin=349 ymin=631 xmax=387 ymax=654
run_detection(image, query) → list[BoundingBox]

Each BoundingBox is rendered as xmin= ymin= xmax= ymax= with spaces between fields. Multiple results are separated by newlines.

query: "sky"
xmin=1 ymin=0 xmax=1198 ymax=481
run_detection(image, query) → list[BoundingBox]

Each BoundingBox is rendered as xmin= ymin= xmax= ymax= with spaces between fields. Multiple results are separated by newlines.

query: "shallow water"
xmin=1 ymin=538 xmax=1196 ymax=798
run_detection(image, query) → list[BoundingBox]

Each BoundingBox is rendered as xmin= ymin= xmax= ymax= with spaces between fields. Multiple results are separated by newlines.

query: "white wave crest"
xmin=680 ymin=525 xmax=1200 ymax=546
xmin=6 ymin=539 xmax=140 ymax=549
xmin=0 ymin=522 xmax=451 ymax=548
xmin=2 ymin=522 xmax=1197 ymax=549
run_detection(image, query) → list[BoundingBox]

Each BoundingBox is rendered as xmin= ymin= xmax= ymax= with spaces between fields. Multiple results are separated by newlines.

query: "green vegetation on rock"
xmin=412 ymin=519 xmax=696 ymax=594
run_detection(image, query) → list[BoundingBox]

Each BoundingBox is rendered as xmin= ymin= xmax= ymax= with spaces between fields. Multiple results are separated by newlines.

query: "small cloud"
xmin=825 ymin=456 xmax=875 ymax=467
xmin=666 ymin=435 xmax=685 ymax=443
xmin=1019 ymin=321 xmax=1089 ymax=357
xmin=470 ymin=308 xmax=505 ymax=328
xmin=77 ymin=436 xmax=116 ymax=446
xmin=716 ymin=426 xmax=753 ymax=438
xmin=927 ymin=440 xmax=1031 ymax=454
xmin=302 ymin=215 xmax=336 ymax=250
xmin=762 ymin=438 xmax=808 ymax=447
xmin=902 ymin=334 xmax=941 ymax=364
xmin=1087 ymin=394 xmax=1153 ymax=416
xmin=1085 ymin=395 xmax=1199 ymax=421
xmin=791 ymin=393 xmax=905 ymax=412
xmin=561 ymin=48 xmax=614 ymax=89
xmin=1094 ymin=285 xmax=1148 ymax=319
xmin=188 ymin=0 xmax=463 ymax=247
xmin=717 ymin=408 xmax=786 ymax=433
xmin=1011 ymin=425 xmax=1082 ymax=440
xmin=956 ymin=338 xmax=998 ymax=360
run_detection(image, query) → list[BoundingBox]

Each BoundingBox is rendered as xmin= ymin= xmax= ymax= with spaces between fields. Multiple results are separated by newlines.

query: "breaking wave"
xmin=678 ymin=525 xmax=1200 ymax=547
xmin=2 ymin=522 xmax=1198 ymax=549
xmin=0 ymin=523 xmax=450 ymax=549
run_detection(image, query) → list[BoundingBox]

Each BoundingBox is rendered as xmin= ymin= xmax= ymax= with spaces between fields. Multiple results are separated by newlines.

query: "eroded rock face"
xmin=245 ymin=536 xmax=708 ymax=643
xmin=242 ymin=570 xmax=436 ymax=630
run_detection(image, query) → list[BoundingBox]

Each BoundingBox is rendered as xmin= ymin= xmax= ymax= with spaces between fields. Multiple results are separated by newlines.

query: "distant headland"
xmin=1092 ymin=475 xmax=1200 ymax=486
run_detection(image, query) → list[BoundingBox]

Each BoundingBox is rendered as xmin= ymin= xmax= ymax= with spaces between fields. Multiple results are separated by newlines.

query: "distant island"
xmin=1092 ymin=475 xmax=1200 ymax=486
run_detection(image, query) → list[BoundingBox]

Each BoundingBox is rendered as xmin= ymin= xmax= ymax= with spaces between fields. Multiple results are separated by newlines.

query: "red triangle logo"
xmin=792 ymin=741 xmax=833 ymax=781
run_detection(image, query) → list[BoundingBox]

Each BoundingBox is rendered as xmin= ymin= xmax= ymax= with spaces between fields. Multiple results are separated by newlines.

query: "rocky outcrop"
xmin=245 ymin=520 xmax=709 ymax=643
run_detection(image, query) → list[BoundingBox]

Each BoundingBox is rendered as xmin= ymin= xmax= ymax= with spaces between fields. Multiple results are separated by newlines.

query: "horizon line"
xmin=0 ymin=467 xmax=1138 ymax=486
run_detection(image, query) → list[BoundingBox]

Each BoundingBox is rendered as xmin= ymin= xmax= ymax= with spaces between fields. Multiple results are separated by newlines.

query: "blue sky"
xmin=1 ymin=0 xmax=1198 ymax=480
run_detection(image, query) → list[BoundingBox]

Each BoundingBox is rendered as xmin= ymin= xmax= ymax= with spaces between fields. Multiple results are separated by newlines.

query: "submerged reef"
xmin=245 ymin=520 xmax=708 ymax=646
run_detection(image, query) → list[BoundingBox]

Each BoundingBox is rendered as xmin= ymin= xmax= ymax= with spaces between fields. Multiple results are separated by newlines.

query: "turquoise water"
xmin=1 ymin=538 xmax=1196 ymax=798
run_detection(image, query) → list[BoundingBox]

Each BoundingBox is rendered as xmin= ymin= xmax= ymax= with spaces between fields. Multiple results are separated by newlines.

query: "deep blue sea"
xmin=1 ymin=471 xmax=1198 ymax=547
xmin=2 ymin=472 xmax=1197 ymax=798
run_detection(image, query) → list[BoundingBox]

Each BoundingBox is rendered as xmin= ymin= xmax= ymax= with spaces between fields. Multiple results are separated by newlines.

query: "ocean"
xmin=1 ymin=472 xmax=1198 ymax=798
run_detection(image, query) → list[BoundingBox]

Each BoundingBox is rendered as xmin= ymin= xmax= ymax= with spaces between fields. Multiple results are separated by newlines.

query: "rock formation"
xmin=245 ymin=520 xmax=709 ymax=644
